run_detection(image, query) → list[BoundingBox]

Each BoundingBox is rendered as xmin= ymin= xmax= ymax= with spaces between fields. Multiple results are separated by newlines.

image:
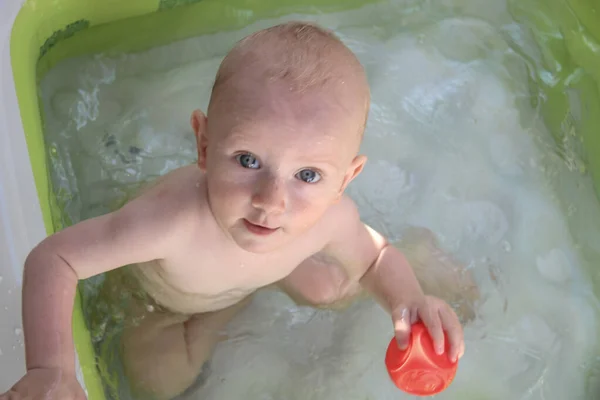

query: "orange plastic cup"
xmin=385 ymin=321 xmax=458 ymax=396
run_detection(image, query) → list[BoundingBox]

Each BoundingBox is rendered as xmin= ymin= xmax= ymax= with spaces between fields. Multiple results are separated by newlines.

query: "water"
xmin=39 ymin=0 xmax=600 ymax=399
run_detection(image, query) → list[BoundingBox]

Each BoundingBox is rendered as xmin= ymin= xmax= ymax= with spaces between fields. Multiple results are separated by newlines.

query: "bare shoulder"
xmin=308 ymin=194 xmax=363 ymax=248
xmin=129 ymin=165 xmax=207 ymax=222
xmin=319 ymin=195 xmax=362 ymax=233
xmin=311 ymin=194 xmax=383 ymax=272
xmin=114 ymin=165 xmax=214 ymax=247
xmin=36 ymin=165 xmax=209 ymax=279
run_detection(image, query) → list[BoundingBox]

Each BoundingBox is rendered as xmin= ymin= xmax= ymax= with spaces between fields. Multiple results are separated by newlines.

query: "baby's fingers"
xmin=420 ymin=305 xmax=445 ymax=355
xmin=439 ymin=305 xmax=464 ymax=362
xmin=392 ymin=306 xmax=412 ymax=350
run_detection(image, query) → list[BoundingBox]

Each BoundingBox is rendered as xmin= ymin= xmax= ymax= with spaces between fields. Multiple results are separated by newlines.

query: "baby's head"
xmin=191 ymin=21 xmax=370 ymax=253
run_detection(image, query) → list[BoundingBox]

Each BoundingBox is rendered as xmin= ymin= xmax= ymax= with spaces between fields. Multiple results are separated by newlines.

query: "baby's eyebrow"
xmin=219 ymin=130 xmax=255 ymax=148
xmin=296 ymin=156 xmax=339 ymax=170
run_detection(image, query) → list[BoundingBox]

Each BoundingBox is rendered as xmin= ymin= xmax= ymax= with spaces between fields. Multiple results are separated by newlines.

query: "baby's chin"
xmin=229 ymin=226 xmax=291 ymax=254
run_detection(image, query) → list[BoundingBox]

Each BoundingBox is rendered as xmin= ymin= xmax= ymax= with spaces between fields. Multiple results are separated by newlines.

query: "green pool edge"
xmin=8 ymin=0 xmax=600 ymax=399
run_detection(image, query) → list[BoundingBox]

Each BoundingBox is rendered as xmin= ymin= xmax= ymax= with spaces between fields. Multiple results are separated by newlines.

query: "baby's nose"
xmin=251 ymin=177 xmax=287 ymax=215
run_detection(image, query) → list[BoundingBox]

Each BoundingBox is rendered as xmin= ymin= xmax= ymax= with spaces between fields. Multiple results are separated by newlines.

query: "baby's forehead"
xmin=214 ymin=81 xmax=360 ymax=137
xmin=216 ymin=102 xmax=362 ymax=168
xmin=211 ymin=60 xmax=367 ymax=126
xmin=207 ymin=22 xmax=369 ymax=147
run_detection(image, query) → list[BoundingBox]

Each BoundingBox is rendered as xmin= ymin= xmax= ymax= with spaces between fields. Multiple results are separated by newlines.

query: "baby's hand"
xmin=391 ymin=295 xmax=464 ymax=363
xmin=0 ymin=368 xmax=86 ymax=400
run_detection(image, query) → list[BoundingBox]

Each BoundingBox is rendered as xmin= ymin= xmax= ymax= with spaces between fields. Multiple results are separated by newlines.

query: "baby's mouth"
xmin=243 ymin=219 xmax=280 ymax=236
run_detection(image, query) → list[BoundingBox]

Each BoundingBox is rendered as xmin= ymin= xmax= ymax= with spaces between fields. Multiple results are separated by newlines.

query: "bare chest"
xmin=135 ymin=231 xmax=321 ymax=313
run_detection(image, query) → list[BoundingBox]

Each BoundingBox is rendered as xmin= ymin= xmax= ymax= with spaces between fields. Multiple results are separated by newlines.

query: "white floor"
xmin=0 ymin=0 xmax=49 ymax=391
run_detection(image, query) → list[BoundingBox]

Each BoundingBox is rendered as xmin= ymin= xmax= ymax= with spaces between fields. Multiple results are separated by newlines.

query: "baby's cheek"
xmin=289 ymin=193 xmax=331 ymax=227
xmin=223 ymin=182 xmax=254 ymax=202
xmin=208 ymin=177 xmax=249 ymax=211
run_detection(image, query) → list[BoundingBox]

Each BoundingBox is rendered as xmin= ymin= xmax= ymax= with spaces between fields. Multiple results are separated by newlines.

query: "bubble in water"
xmin=14 ymin=328 xmax=22 ymax=336
xmin=502 ymin=241 xmax=512 ymax=252
xmin=536 ymin=248 xmax=572 ymax=283
xmin=0 ymin=276 xmax=3 ymax=284
xmin=146 ymin=305 xmax=155 ymax=313
xmin=529 ymin=157 xmax=537 ymax=168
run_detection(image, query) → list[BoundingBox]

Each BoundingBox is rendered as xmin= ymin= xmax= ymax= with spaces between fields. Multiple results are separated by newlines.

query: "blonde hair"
xmin=213 ymin=21 xmax=367 ymax=91
xmin=210 ymin=21 xmax=370 ymax=134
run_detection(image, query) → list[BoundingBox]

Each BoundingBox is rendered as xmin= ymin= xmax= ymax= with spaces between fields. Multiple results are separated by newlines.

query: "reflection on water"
xmin=39 ymin=0 xmax=600 ymax=398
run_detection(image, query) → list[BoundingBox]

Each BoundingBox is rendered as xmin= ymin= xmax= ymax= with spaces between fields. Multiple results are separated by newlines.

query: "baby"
xmin=2 ymin=22 xmax=474 ymax=400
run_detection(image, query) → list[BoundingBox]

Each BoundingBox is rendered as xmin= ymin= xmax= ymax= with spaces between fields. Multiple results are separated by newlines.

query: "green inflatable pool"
xmin=9 ymin=0 xmax=600 ymax=398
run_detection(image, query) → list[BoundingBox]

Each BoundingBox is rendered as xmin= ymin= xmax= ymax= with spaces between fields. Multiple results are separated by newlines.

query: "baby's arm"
xmin=21 ymin=189 xmax=183 ymax=378
xmin=318 ymin=196 xmax=464 ymax=361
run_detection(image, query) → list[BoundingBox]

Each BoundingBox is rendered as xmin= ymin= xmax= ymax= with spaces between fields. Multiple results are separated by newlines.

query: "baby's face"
xmin=193 ymin=83 xmax=366 ymax=253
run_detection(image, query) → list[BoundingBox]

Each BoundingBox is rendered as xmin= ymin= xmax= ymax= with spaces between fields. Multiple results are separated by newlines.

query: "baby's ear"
xmin=337 ymin=155 xmax=367 ymax=198
xmin=191 ymin=109 xmax=208 ymax=170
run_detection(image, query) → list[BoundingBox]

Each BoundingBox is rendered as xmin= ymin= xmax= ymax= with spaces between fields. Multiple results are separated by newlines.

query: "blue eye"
xmin=236 ymin=153 xmax=260 ymax=169
xmin=296 ymin=169 xmax=321 ymax=183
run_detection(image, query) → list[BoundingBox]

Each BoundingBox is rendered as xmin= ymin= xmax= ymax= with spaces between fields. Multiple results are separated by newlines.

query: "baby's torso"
xmin=126 ymin=166 xmax=326 ymax=314
xmin=129 ymin=251 xmax=306 ymax=315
